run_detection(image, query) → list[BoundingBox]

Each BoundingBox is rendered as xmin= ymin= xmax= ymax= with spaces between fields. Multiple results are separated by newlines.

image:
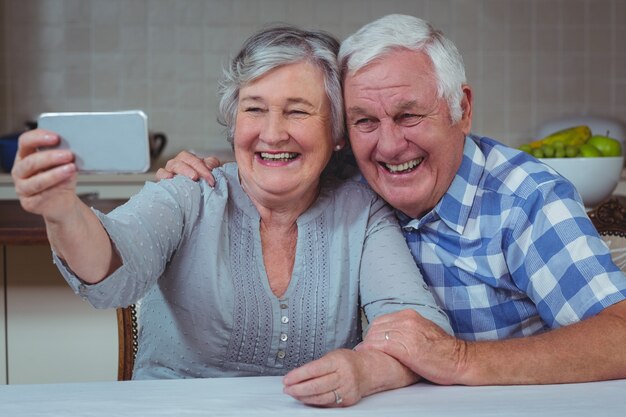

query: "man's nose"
xmin=377 ymin=121 xmax=408 ymax=157
xmin=260 ymin=112 xmax=289 ymax=144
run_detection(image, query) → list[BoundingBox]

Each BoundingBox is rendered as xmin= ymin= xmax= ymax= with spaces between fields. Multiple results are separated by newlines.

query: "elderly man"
xmin=159 ymin=14 xmax=626 ymax=386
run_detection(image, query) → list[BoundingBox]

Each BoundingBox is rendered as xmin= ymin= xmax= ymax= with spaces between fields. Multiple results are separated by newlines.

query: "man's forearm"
xmin=461 ymin=300 xmax=626 ymax=385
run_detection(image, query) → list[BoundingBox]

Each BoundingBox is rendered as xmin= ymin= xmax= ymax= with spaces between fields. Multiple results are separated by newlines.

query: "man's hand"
xmin=358 ymin=309 xmax=469 ymax=385
xmin=155 ymin=150 xmax=222 ymax=186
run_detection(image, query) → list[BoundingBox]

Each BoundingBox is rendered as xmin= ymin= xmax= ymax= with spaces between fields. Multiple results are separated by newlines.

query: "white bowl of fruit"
xmin=519 ymin=125 xmax=624 ymax=209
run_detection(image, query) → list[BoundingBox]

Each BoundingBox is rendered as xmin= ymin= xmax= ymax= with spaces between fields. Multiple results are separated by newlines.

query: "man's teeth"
xmin=260 ymin=152 xmax=298 ymax=161
xmin=385 ymin=158 xmax=422 ymax=173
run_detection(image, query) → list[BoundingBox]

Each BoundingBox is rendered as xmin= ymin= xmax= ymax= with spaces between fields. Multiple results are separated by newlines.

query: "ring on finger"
xmin=333 ymin=389 xmax=343 ymax=404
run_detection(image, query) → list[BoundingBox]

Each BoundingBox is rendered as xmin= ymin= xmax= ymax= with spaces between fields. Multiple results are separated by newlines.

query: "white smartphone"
xmin=37 ymin=110 xmax=150 ymax=173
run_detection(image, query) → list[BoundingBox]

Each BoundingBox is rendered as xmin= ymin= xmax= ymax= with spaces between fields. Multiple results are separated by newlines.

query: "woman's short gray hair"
xmin=219 ymin=25 xmax=344 ymax=145
xmin=339 ymin=14 xmax=467 ymax=123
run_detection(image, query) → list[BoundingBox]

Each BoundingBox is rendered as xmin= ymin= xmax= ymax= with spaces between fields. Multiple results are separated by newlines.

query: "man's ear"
xmin=458 ymin=84 xmax=472 ymax=135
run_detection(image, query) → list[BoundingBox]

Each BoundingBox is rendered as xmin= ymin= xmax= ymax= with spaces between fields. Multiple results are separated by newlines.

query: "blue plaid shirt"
xmin=396 ymin=135 xmax=626 ymax=341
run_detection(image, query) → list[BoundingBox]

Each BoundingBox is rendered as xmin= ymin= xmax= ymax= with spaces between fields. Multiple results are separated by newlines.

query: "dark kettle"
xmin=149 ymin=132 xmax=167 ymax=159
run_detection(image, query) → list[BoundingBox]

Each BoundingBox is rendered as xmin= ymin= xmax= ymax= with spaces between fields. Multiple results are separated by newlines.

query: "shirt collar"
xmin=398 ymin=136 xmax=485 ymax=234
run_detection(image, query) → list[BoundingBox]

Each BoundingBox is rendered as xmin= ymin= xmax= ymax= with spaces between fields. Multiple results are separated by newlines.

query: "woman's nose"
xmin=259 ymin=112 xmax=289 ymax=145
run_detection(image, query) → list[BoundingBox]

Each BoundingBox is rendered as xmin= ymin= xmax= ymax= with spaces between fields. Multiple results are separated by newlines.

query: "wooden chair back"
xmin=588 ymin=197 xmax=626 ymax=270
xmin=116 ymin=304 xmax=139 ymax=381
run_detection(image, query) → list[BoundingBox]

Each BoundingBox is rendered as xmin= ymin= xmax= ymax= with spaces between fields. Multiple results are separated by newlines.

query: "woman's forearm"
xmin=45 ymin=197 xmax=121 ymax=284
xmin=356 ymin=348 xmax=420 ymax=397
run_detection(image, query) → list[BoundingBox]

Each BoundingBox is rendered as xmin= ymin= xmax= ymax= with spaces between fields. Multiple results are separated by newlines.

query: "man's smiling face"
xmin=343 ymin=49 xmax=472 ymax=218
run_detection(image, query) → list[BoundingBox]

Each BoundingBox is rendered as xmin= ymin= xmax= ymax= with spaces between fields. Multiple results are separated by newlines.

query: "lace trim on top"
xmin=225 ymin=205 xmax=273 ymax=366
xmin=225 ymin=204 xmax=330 ymax=370
xmin=285 ymin=215 xmax=329 ymax=369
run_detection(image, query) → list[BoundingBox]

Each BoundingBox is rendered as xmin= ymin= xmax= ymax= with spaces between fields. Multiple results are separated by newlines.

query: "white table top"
xmin=1 ymin=376 xmax=625 ymax=416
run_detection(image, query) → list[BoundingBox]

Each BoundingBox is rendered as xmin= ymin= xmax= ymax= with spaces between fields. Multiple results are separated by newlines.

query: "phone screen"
xmin=38 ymin=110 xmax=150 ymax=173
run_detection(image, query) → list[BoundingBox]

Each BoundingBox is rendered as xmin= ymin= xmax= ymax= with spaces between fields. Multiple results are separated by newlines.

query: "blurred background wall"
xmin=1 ymin=0 xmax=624 ymax=160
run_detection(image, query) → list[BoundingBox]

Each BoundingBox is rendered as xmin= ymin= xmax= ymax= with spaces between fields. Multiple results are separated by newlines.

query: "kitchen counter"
xmin=0 ymin=198 xmax=126 ymax=244
xmin=0 ymin=148 xmax=235 ymax=200
xmin=0 ymin=171 xmax=155 ymax=184
xmin=614 ymin=170 xmax=626 ymax=196
xmin=0 ymin=172 xmax=155 ymax=200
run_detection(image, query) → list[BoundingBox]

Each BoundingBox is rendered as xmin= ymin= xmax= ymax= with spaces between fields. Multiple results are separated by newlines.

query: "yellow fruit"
xmin=565 ymin=145 xmax=579 ymax=158
xmin=587 ymin=135 xmax=622 ymax=157
xmin=532 ymin=148 xmax=544 ymax=158
xmin=541 ymin=144 xmax=555 ymax=157
xmin=528 ymin=125 xmax=592 ymax=149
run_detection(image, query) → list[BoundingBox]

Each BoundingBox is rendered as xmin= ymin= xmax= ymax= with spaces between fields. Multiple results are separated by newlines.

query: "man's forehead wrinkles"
xmin=394 ymin=100 xmax=418 ymax=110
xmin=346 ymin=106 xmax=366 ymax=115
xmin=349 ymin=82 xmax=412 ymax=94
xmin=346 ymin=97 xmax=420 ymax=114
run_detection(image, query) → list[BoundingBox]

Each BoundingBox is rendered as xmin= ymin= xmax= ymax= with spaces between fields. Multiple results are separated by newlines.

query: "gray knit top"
xmin=57 ymin=163 xmax=451 ymax=379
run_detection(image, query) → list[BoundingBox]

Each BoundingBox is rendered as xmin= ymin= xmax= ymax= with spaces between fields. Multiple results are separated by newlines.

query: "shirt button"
xmin=281 ymin=316 xmax=289 ymax=324
xmin=280 ymin=303 xmax=288 ymax=309
xmin=277 ymin=350 xmax=286 ymax=359
xmin=280 ymin=333 xmax=288 ymax=342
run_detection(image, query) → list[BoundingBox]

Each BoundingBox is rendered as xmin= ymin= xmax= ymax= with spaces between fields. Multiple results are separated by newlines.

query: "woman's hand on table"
xmin=11 ymin=128 xmax=79 ymax=221
xmin=155 ymin=150 xmax=221 ymax=186
xmin=282 ymin=348 xmax=418 ymax=407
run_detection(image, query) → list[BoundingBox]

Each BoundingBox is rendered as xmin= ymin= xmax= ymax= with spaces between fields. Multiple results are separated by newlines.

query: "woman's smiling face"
xmin=234 ymin=61 xmax=334 ymax=207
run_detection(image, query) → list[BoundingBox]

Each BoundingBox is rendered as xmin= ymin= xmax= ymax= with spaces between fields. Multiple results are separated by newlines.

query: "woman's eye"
xmin=288 ymin=109 xmax=309 ymax=116
xmin=244 ymin=107 xmax=263 ymax=113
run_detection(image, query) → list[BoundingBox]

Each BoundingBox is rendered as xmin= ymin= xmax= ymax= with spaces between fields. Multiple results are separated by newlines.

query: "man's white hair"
xmin=339 ymin=14 xmax=467 ymax=123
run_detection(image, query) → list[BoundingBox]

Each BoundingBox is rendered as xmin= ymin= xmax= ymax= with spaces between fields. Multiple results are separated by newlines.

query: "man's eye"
xmin=397 ymin=113 xmax=422 ymax=125
xmin=353 ymin=118 xmax=378 ymax=132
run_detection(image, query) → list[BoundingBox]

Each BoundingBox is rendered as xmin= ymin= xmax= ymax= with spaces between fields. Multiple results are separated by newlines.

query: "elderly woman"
xmin=11 ymin=26 xmax=451 ymax=407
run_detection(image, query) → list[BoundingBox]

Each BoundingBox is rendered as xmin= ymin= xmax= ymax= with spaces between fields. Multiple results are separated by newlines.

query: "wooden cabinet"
xmin=0 ymin=173 xmax=153 ymax=384
xmin=4 ymin=245 xmax=118 ymax=384
xmin=0 ymin=199 xmax=126 ymax=384
xmin=1 ymin=248 xmax=6 ymax=384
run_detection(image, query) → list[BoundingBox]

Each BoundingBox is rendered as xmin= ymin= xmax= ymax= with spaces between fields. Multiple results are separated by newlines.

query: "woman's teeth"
xmin=260 ymin=152 xmax=298 ymax=161
xmin=385 ymin=158 xmax=422 ymax=173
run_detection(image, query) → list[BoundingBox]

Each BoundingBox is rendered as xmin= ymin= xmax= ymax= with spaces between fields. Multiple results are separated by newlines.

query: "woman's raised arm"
xmin=12 ymin=129 xmax=120 ymax=283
